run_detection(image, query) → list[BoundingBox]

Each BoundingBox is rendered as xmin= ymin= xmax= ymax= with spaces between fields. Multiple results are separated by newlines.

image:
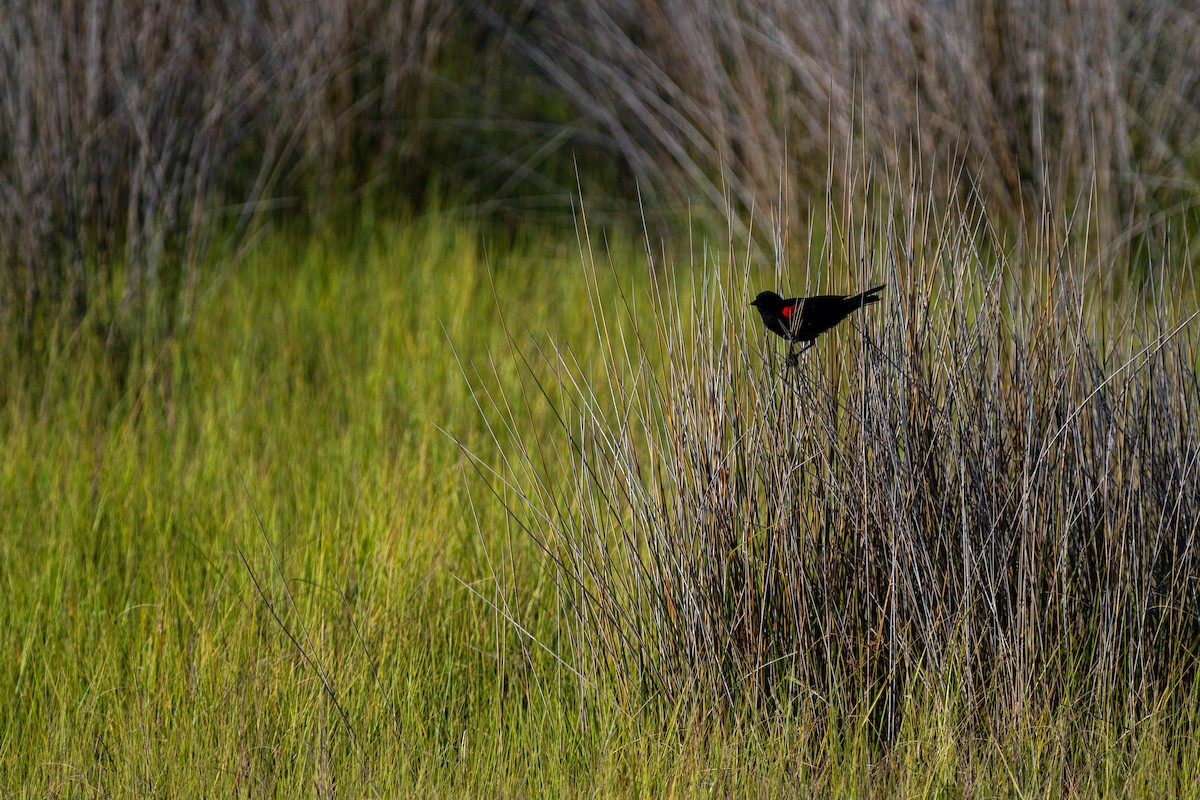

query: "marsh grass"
xmin=6 ymin=0 xmax=1198 ymax=346
xmin=499 ymin=0 xmax=1200 ymax=249
xmin=0 ymin=220 xmax=601 ymax=795
xmin=3 ymin=207 xmax=1199 ymax=795
xmin=0 ymin=0 xmax=455 ymax=334
xmin=463 ymin=187 xmax=1200 ymax=759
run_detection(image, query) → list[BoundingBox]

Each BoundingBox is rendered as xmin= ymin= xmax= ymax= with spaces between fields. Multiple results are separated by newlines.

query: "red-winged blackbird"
xmin=751 ymin=284 xmax=885 ymax=365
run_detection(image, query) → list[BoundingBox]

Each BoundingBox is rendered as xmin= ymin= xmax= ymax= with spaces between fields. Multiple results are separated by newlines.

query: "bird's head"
xmin=750 ymin=290 xmax=784 ymax=310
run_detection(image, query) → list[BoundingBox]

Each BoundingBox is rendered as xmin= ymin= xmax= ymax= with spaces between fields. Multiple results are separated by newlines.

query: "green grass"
xmin=2 ymin=215 xmax=1198 ymax=797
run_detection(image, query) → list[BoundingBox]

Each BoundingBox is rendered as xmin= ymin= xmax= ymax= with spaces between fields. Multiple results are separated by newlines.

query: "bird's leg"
xmin=786 ymin=341 xmax=813 ymax=368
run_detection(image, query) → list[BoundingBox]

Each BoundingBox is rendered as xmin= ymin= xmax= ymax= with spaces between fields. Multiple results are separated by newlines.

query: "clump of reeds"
xmin=498 ymin=0 xmax=1200 ymax=248
xmin=463 ymin=189 xmax=1200 ymax=736
xmin=0 ymin=0 xmax=453 ymax=332
xmin=7 ymin=1 xmax=1198 ymax=338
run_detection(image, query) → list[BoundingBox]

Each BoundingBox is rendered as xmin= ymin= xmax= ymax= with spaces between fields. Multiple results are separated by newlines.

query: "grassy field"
xmin=4 ymin=2 xmax=1199 ymax=795
xmin=2 ymin=208 xmax=1199 ymax=796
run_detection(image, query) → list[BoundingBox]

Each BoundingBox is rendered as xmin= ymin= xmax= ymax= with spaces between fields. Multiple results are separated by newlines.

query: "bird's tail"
xmin=847 ymin=283 xmax=886 ymax=307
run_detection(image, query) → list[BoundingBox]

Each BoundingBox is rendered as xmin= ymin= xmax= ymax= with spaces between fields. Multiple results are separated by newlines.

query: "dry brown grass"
xmin=0 ymin=0 xmax=454 ymax=331
xmin=463 ymin=186 xmax=1200 ymax=741
xmin=497 ymin=0 xmax=1200 ymax=249
xmin=5 ymin=1 xmax=1197 ymax=339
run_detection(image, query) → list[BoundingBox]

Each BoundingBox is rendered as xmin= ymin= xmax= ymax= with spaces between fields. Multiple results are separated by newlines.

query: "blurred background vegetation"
xmin=2 ymin=0 xmax=1198 ymax=339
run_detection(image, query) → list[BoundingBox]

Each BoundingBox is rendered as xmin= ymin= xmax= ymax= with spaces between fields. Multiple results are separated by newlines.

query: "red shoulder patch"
xmin=781 ymin=301 xmax=797 ymax=318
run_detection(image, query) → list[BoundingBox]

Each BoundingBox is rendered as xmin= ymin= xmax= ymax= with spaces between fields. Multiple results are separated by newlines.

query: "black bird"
xmin=751 ymin=284 xmax=885 ymax=365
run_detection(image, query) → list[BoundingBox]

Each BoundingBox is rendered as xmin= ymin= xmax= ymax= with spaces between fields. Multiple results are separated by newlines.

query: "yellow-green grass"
xmin=2 ymin=216 xmax=1198 ymax=796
